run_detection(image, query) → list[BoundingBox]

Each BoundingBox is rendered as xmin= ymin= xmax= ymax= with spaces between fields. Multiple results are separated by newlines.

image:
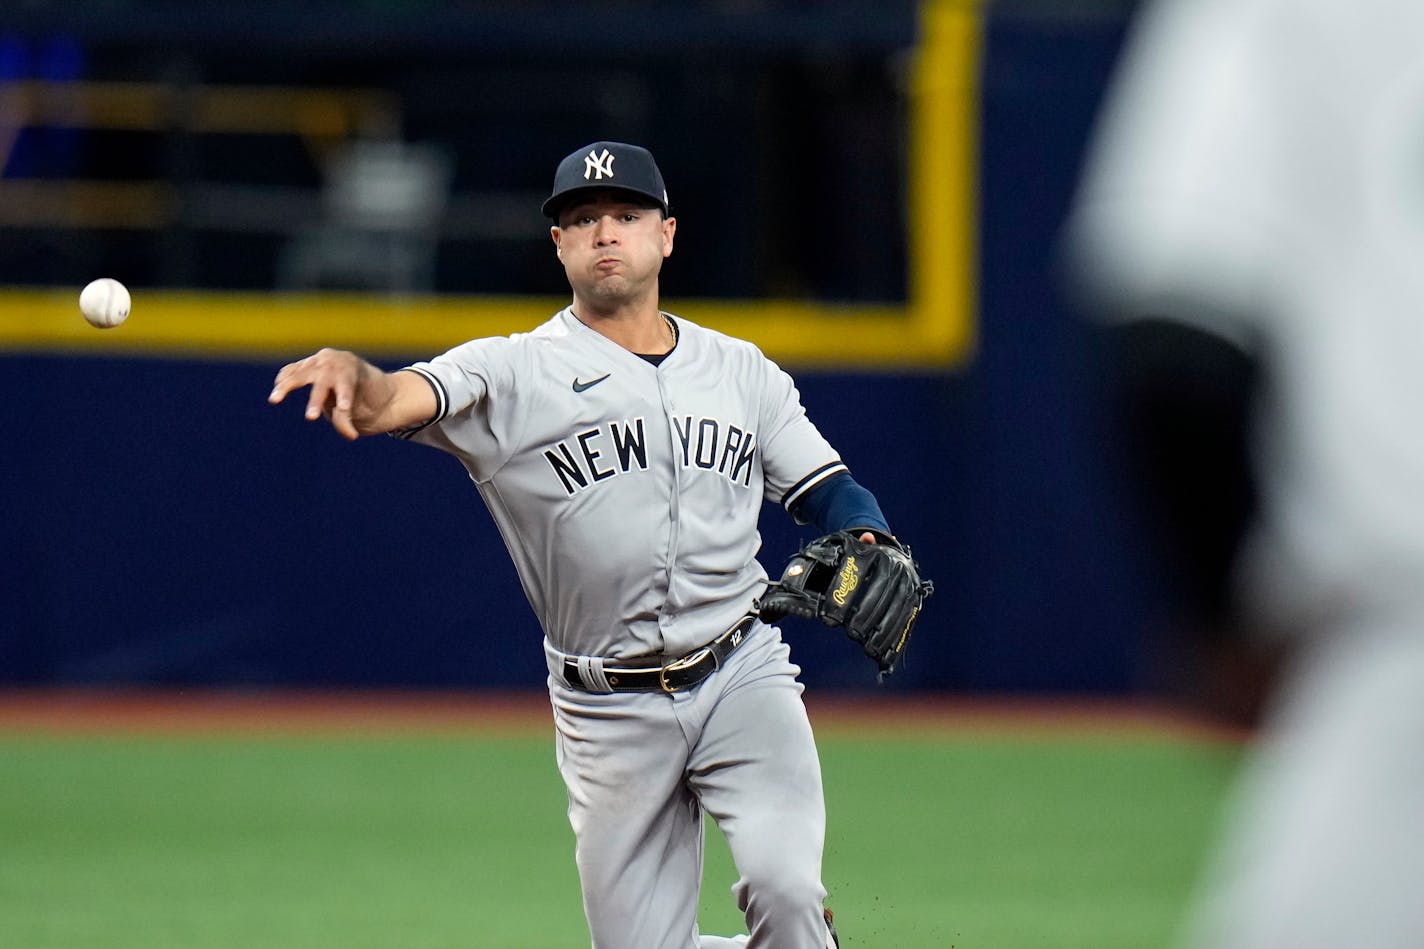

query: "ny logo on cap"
xmin=583 ymin=148 xmax=615 ymax=181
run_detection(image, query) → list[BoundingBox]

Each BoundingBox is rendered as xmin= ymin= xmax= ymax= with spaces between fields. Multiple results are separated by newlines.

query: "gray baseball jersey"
xmin=396 ymin=307 xmax=846 ymax=661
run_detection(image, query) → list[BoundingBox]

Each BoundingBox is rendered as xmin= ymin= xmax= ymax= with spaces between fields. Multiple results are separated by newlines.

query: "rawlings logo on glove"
xmin=757 ymin=530 xmax=933 ymax=677
xmin=831 ymin=557 xmax=860 ymax=606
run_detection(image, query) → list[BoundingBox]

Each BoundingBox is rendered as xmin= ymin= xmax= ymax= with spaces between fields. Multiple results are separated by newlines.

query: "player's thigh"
xmin=550 ymin=685 xmax=706 ymax=945
xmin=550 ymin=684 xmax=694 ymax=829
xmin=689 ymin=637 xmax=825 ymax=849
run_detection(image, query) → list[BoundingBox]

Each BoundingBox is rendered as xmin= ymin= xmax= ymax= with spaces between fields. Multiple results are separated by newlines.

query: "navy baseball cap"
xmin=542 ymin=141 xmax=670 ymax=220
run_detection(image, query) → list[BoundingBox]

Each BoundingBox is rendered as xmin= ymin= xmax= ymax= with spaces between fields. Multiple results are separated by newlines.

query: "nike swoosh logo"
xmin=572 ymin=373 xmax=611 ymax=393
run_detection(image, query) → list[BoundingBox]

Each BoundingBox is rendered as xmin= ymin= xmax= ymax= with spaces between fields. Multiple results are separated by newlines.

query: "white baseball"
xmin=79 ymin=277 xmax=131 ymax=328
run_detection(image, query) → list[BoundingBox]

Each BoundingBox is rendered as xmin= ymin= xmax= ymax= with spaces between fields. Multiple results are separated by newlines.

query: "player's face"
xmin=551 ymin=193 xmax=675 ymax=309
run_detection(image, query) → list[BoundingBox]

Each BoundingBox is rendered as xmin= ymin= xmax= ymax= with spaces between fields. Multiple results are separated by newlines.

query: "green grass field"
xmin=0 ymin=703 xmax=1241 ymax=948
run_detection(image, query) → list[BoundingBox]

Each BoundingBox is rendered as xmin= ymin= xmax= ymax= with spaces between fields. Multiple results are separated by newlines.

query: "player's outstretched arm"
xmin=268 ymin=348 xmax=437 ymax=440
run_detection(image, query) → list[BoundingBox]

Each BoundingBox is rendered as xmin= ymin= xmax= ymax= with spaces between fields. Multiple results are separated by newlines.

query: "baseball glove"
xmin=757 ymin=530 xmax=933 ymax=676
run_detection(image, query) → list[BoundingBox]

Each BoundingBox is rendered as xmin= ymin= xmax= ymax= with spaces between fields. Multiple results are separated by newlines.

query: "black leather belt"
xmin=563 ymin=614 xmax=755 ymax=694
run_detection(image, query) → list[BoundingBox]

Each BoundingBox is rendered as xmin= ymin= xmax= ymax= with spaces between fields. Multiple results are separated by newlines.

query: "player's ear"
xmin=551 ymin=226 xmax=563 ymax=258
xmin=662 ymin=216 xmax=676 ymax=258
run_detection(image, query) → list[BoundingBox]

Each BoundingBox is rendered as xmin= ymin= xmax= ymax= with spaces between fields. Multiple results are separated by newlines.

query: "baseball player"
xmin=269 ymin=141 xmax=899 ymax=948
xmin=1066 ymin=1 xmax=1424 ymax=946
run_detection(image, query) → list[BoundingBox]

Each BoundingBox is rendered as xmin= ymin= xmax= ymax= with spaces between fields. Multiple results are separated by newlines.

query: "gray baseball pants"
xmin=548 ymin=620 xmax=832 ymax=949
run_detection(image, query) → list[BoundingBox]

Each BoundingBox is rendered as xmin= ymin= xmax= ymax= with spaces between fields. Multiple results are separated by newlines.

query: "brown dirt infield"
xmin=0 ymin=688 xmax=1250 ymax=743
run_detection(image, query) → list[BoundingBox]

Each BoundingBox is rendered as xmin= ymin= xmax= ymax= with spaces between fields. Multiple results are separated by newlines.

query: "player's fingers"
xmin=268 ymin=358 xmax=313 ymax=404
xmin=268 ymin=366 xmax=295 ymax=404
xmin=304 ymin=377 xmax=333 ymax=422
xmin=860 ymin=532 xmax=877 ymax=544
xmin=329 ymin=379 xmax=359 ymax=441
xmin=270 ymin=349 xmax=361 ymax=437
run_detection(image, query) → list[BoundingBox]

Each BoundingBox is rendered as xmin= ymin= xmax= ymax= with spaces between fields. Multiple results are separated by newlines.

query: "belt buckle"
xmin=658 ymin=646 xmax=711 ymax=694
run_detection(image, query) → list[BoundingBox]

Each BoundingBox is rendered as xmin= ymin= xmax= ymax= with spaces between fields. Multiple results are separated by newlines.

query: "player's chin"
xmin=585 ymin=277 xmax=633 ymax=300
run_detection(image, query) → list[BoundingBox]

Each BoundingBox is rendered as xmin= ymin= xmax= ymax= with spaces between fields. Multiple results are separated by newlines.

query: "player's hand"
xmin=269 ymin=348 xmax=375 ymax=441
xmin=858 ymin=530 xmax=911 ymax=550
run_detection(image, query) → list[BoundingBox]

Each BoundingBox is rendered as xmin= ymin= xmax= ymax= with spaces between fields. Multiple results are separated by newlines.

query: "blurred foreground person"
xmin=1064 ymin=0 xmax=1424 ymax=946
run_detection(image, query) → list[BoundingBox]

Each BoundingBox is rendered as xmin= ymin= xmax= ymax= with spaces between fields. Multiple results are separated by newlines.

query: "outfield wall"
xmin=0 ymin=347 xmax=1151 ymax=694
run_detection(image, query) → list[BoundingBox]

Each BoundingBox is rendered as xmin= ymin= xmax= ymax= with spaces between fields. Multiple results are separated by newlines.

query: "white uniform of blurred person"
xmin=1065 ymin=0 xmax=1424 ymax=946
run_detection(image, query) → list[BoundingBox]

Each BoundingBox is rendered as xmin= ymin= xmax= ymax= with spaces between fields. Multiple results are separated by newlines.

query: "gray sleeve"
xmin=390 ymin=336 xmax=527 ymax=481
xmin=756 ymin=357 xmax=846 ymax=509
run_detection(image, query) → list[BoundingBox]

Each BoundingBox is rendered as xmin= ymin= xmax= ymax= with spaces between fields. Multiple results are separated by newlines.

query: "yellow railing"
xmin=0 ymin=0 xmax=979 ymax=370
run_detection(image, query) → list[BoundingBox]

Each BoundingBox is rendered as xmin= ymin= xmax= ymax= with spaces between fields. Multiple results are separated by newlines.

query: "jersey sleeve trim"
xmin=780 ymin=460 xmax=848 ymax=512
xmin=388 ymin=366 xmax=448 ymax=440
